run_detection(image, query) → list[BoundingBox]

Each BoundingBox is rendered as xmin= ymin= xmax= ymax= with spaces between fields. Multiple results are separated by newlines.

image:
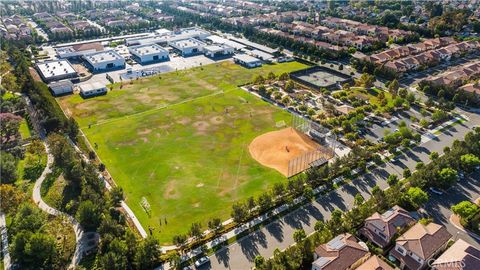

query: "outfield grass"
xmin=59 ymin=61 xmax=308 ymax=244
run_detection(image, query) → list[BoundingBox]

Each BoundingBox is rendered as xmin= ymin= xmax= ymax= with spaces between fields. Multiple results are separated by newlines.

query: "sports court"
xmin=290 ymin=66 xmax=353 ymax=90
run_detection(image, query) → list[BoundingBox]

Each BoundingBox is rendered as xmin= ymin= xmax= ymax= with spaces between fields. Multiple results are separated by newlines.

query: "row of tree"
xmin=255 ymin=126 xmax=480 ymax=269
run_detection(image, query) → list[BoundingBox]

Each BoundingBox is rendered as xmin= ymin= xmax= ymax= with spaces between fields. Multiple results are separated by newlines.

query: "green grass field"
xmin=58 ymin=61 xmax=308 ymax=244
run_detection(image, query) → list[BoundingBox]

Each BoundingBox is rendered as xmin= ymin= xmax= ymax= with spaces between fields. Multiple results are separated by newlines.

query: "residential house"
xmin=360 ymin=205 xmax=415 ymax=248
xmin=389 ymin=222 xmax=452 ymax=270
xmin=431 ymin=239 xmax=480 ymax=270
xmin=357 ymin=255 xmax=395 ymax=270
xmin=311 ymin=233 xmax=370 ymax=270
xmin=459 ymin=83 xmax=480 ymax=99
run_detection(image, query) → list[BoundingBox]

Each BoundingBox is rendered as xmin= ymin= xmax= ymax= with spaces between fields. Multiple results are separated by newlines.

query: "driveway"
xmin=202 ymin=109 xmax=480 ymax=270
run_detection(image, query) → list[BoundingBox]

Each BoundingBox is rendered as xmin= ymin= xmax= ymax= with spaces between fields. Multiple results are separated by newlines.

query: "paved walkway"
xmin=0 ymin=212 xmax=11 ymax=270
xmin=32 ymin=143 xmax=86 ymax=268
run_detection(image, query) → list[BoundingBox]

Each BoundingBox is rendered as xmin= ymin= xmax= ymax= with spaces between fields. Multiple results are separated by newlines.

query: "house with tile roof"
xmin=311 ymin=233 xmax=370 ymax=270
xmin=431 ymin=239 xmax=480 ymax=270
xmin=357 ymin=255 xmax=395 ymax=270
xmin=360 ymin=205 xmax=415 ymax=248
xmin=389 ymin=222 xmax=452 ymax=270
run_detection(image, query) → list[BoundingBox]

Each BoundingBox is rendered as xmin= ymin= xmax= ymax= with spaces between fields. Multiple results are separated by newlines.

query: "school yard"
xmin=58 ymin=61 xmax=308 ymax=244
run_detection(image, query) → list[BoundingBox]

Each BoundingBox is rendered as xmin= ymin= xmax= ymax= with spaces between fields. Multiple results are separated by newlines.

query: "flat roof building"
xmin=206 ymin=35 xmax=246 ymax=50
xmin=169 ymin=38 xmax=206 ymax=56
xmin=36 ymin=60 xmax=78 ymax=83
xmin=56 ymin=42 xmax=104 ymax=59
xmin=48 ymin=80 xmax=74 ymax=96
xmin=128 ymin=44 xmax=169 ymax=64
xmin=249 ymin=49 xmax=274 ymax=62
xmin=83 ymin=50 xmax=125 ymax=72
xmin=204 ymin=44 xmax=234 ymax=58
xmin=79 ymin=82 xmax=107 ymax=98
xmin=229 ymin=37 xmax=278 ymax=54
xmin=233 ymin=54 xmax=262 ymax=68
xmin=126 ymin=27 xmax=211 ymax=46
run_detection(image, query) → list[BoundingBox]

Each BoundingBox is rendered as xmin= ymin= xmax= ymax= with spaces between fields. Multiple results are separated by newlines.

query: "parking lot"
xmin=360 ymin=105 xmax=432 ymax=142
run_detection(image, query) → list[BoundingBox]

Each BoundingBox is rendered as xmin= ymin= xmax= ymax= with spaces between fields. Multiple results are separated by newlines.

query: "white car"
xmin=194 ymin=256 xmax=210 ymax=268
xmin=429 ymin=187 xmax=443 ymax=195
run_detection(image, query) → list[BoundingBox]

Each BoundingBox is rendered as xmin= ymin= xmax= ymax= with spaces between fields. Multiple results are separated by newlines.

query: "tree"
xmin=438 ymin=167 xmax=458 ymax=187
xmin=76 ymin=200 xmax=101 ymax=231
xmin=404 ymin=187 xmax=428 ymax=209
xmin=167 ymin=252 xmax=182 ymax=270
xmin=172 ymin=234 xmax=187 ymax=248
xmin=460 ymin=154 xmax=480 ymax=172
xmin=11 ymin=232 xmax=56 ymax=268
xmin=257 ymin=85 xmax=268 ymax=97
xmin=231 ymin=202 xmax=248 ymax=223
xmin=354 ymin=193 xmax=364 ymax=207
xmin=451 ymin=201 xmax=479 ymax=220
xmin=0 ymin=151 xmax=18 ymax=183
xmin=189 ymin=222 xmax=202 ymax=240
xmin=279 ymin=72 xmax=289 ymax=81
xmin=0 ymin=184 xmax=24 ymax=214
xmin=253 ymin=75 xmax=265 ymax=84
xmin=358 ymin=73 xmax=375 ymax=88
xmin=285 ymin=80 xmax=295 ymax=93
xmin=272 ymin=182 xmax=285 ymax=199
xmin=432 ymin=110 xmax=448 ymax=123
xmin=110 ymin=186 xmax=124 ymax=206
xmin=387 ymin=174 xmax=399 ymax=186
xmin=267 ymin=71 xmax=276 ymax=81
xmin=207 ymin=218 xmax=223 ymax=232
xmin=415 ymin=162 xmax=425 ymax=170
xmin=303 ymin=185 xmax=314 ymax=201
xmin=293 ymin=229 xmax=306 ymax=243
xmin=398 ymin=88 xmax=408 ymax=98
xmin=13 ymin=203 xmax=45 ymax=232
xmin=134 ymin=237 xmax=160 ymax=270
xmin=403 ymin=168 xmax=411 ymax=178
xmin=254 ymin=255 xmax=265 ymax=268
xmin=388 ymin=79 xmax=400 ymax=96
xmin=429 ymin=152 xmax=439 ymax=160
xmin=257 ymin=192 xmax=273 ymax=212
xmin=406 ymin=92 xmax=416 ymax=103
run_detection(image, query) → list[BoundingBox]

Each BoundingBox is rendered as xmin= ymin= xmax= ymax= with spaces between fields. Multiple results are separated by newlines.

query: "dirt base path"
xmin=248 ymin=127 xmax=321 ymax=176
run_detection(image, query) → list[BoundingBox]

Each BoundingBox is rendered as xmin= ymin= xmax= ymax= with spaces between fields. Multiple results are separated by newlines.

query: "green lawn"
xmin=59 ymin=61 xmax=308 ymax=244
xmin=19 ymin=119 xmax=31 ymax=140
xmin=348 ymin=87 xmax=394 ymax=107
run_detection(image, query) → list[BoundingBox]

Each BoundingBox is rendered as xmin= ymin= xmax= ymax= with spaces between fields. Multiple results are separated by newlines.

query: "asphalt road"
xmin=202 ymin=109 xmax=480 ymax=270
xmin=425 ymin=170 xmax=480 ymax=249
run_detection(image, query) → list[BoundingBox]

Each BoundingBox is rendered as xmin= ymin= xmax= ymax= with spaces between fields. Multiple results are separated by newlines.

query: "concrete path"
xmin=0 ymin=212 xmax=11 ymax=270
xmin=32 ymin=143 xmax=86 ymax=268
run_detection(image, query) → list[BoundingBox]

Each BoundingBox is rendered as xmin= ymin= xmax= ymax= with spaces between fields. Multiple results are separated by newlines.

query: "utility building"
xmin=203 ymin=44 xmax=234 ymax=58
xmin=48 ymin=80 xmax=74 ymax=96
xmin=233 ymin=54 xmax=262 ymax=68
xmin=83 ymin=50 xmax=125 ymax=72
xmin=79 ymin=82 xmax=107 ymax=98
xmin=128 ymin=44 xmax=169 ymax=64
xmin=168 ymin=38 xmax=206 ymax=57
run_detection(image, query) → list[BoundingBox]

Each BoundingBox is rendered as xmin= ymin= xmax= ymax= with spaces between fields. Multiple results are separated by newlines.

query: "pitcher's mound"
xmin=249 ymin=127 xmax=320 ymax=176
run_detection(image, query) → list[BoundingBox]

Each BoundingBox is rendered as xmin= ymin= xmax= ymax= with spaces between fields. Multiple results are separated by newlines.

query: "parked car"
xmin=429 ymin=187 xmax=443 ymax=195
xmin=194 ymin=256 xmax=210 ymax=268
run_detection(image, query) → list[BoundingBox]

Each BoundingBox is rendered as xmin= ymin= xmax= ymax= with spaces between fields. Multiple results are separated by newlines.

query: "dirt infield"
xmin=249 ymin=127 xmax=321 ymax=176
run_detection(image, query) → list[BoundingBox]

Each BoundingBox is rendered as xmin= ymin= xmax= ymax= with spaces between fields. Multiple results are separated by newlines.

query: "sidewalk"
xmin=32 ymin=143 xmax=86 ymax=268
xmin=0 ymin=212 xmax=11 ymax=270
